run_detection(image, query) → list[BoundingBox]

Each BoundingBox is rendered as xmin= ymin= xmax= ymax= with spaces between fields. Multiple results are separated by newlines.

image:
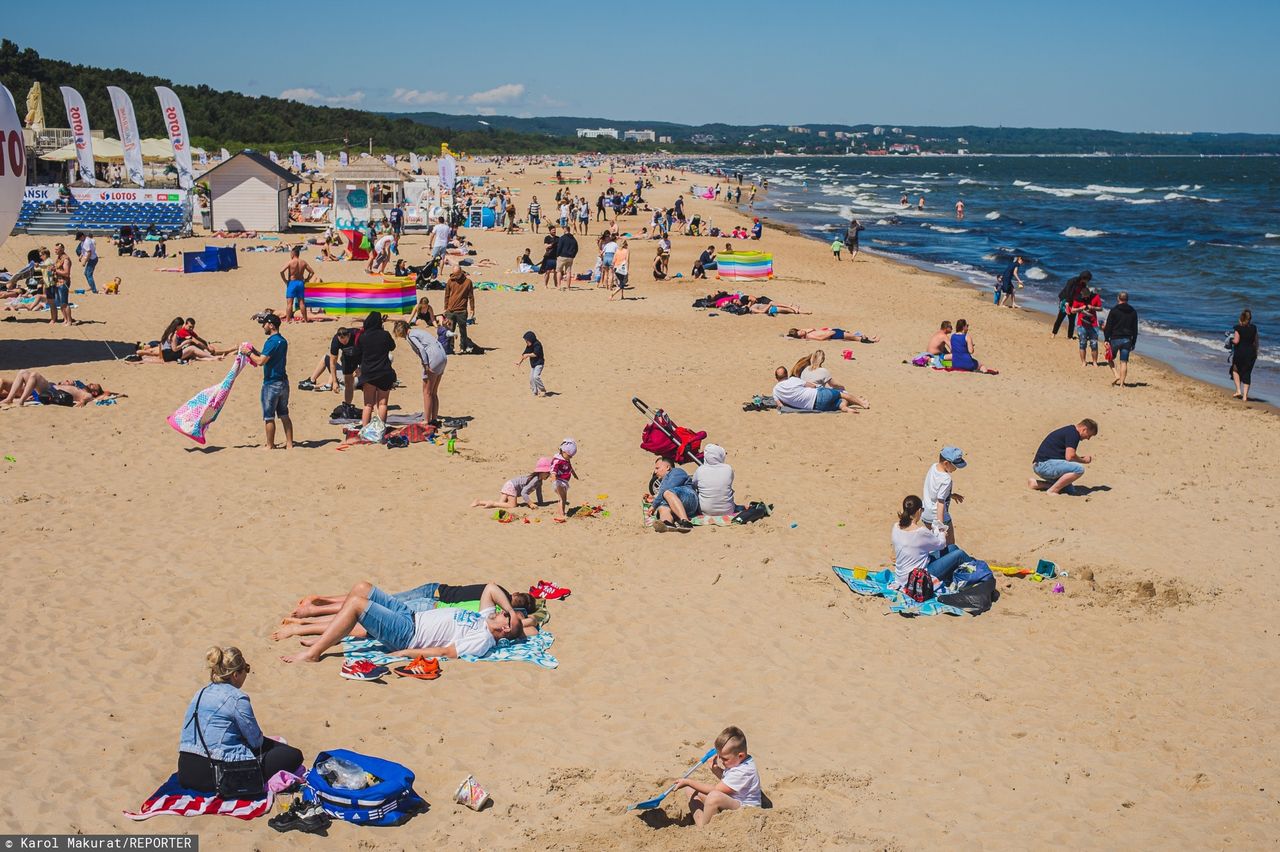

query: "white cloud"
xmin=466 ymin=83 xmax=525 ymax=106
xmin=280 ymin=87 xmax=365 ymax=106
xmin=392 ymin=88 xmax=453 ymax=106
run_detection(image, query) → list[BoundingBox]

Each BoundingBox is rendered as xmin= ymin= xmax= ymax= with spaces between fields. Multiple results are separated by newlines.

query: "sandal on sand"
xmin=394 ymin=657 xmax=441 ymax=680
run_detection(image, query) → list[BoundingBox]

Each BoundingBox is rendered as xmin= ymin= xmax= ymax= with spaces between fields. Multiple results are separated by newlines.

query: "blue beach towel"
xmin=342 ymin=631 xmax=558 ymax=669
xmin=831 ymin=566 xmax=968 ymax=617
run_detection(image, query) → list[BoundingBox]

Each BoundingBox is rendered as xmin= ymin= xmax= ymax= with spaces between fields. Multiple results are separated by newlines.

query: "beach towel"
xmin=328 ymin=412 xmax=425 ymax=427
xmin=831 ymin=566 xmax=968 ymax=617
xmin=123 ymin=774 xmax=273 ymax=821
xmin=342 ymin=632 xmax=558 ymax=669
xmin=640 ymin=495 xmax=736 ymax=527
xmin=778 ymin=404 xmax=835 ymax=414
xmin=305 ymin=281 xmax=415 ymax=315
xmin=474 ymin=281 xmax=534 ymax=292
xmin=716 ymin=251 xmax=774 ymax=281
xmin=166 ymin=350 xmax=250 ymax=445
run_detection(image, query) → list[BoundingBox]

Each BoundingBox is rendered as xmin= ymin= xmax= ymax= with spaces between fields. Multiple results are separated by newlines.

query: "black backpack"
xmin=732 ymin=501 xmax=772 ymax=525
xmin=903 ymin=566 xmax=935 ymax=603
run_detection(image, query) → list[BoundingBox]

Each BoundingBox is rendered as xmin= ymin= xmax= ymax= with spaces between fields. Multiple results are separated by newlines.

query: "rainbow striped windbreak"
xmin=716 ymin=251 xmax=774 ymax=280
xmin=304 ymin=280 xmax=416 ymax=314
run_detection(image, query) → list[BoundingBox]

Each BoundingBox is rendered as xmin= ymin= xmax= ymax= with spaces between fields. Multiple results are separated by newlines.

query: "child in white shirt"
xmin=674 ymin=725 xmax=762 ymax=826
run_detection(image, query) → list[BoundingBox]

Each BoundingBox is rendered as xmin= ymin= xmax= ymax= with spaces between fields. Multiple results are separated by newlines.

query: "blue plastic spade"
xmin=627 ymin=747 xmax=717 ymax=811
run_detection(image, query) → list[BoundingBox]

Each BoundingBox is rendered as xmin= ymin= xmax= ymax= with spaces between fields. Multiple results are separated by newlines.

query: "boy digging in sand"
xmin=674 ymin=726 xmax=762 ymax=826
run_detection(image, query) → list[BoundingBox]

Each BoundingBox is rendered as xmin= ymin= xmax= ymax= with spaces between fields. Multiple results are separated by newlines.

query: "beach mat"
xmin=329 ymin=412 xmax=424 ymax=426
xmin=640 ymin=495 xmax=735 ymax=527
xmin=123 ymin=774 xmax=273 ymax=821
xmin=342 ymin=631 xmax=558 ymax=669
xmin=779 ymin=404 xmax=838 ymax=414
xmin=831 ymin=566 xmax=967 ymax=617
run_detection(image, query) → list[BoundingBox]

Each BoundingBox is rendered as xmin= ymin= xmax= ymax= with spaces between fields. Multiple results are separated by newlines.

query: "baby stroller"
xmin=634 ymin=397 xmax=706 ymax=494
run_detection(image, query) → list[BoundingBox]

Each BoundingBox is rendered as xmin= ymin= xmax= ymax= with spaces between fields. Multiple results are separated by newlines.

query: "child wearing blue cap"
xmin=921 ymin=446 xmax=966 ymax=546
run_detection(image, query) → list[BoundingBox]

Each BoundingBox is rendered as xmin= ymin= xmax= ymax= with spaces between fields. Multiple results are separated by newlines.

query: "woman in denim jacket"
xmin=177 ymin=646 xmax=304 ymax=792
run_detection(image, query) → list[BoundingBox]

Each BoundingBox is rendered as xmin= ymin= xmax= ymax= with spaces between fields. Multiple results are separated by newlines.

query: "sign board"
xmin=24 ymin=184 xmax=186 ymax=205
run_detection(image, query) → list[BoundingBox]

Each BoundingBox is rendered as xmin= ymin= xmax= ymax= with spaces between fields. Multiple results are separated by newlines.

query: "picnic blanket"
xmin=123 ymin=774 xmax=273 ymax=821
xmin=167 ymin=349 xmax=250 ymax=445
xmin=640 ymin=495 xmax=735 ymax=527
xmin=342 ymin=630 xmax=558 ymax=669
xmin=831 ymin=566 xmax=968 ymax=617
xmin=779 ymin=404 xmax=836 ymax=414
xmin=475 ymin=281 xmax=534 ymax=292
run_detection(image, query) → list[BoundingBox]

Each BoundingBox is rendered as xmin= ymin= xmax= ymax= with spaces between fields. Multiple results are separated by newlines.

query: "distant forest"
xmin=0 ymin=40 xmax=658 ymax=155
xmin=4 ymin=40 xmax=1277 ymax=157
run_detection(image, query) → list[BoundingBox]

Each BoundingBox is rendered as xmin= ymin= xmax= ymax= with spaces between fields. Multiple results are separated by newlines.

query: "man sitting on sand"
xmin=280 ymin=580 xmax=525 ymax=664
xmin=927 ymin=321 xmax=953 ymax=356
xmin=647 ymin=457 xmax=699 ymax=533
xmin=772 ymin=366 xmax=869 ymax=413
xmin=1029 ymin=419 xmax=1098 ymax=495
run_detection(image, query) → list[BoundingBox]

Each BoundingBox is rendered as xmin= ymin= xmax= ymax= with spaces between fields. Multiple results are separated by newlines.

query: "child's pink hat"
xmin=535 ymin=456 xmax=554 ymax=473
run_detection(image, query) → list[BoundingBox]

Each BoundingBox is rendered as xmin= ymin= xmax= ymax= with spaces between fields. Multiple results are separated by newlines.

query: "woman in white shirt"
xmin=798 ymin=350 xmax=840 ymax=388
xmin=891 ymin=495 xmax=974 ymax=588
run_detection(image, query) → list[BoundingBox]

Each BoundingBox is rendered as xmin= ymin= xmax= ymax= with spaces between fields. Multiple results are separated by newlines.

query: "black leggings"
xmin=177 ymin=739 xmax=305 ymax=793
xmin=1052 ymin=305 xmax=1076 ymax=338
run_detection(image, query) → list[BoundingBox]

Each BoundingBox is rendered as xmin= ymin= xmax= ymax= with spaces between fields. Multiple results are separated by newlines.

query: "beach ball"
xmin=0 ymin=86 xmax=26 ymax=249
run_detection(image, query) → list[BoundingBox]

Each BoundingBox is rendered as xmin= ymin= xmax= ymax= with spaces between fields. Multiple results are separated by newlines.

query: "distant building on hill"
xmin=623 ymin=129 xmax=656 ymax=142
xmin=787 ymin=125 xmax=811 ymax=134
xmin=817 ymin=130 xmax=829 ymax=138
xmin=658 ymin=135 xmax=673 ymax=144
xmin=872 ymin=126 xmax=885 ymax=135
xmin=690 ymin=134 xmax=718 ymax=144
xmin=576 ymin=128 xmax=619 ymax=139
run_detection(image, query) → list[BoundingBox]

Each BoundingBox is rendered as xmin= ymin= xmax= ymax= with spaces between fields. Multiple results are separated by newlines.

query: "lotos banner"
xmin=155 ymin=86 xmax=194 ymax=189
xmin=25 ymin=184 xmax=186 ymax=205
xmin=58 ymin=86 xmax=97 ymax=186
xmin=106 ymin=86 xmax=145 ymax=187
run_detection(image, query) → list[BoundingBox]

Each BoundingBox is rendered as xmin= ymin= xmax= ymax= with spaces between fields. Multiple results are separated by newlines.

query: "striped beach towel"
xmin=343 ymin=630 xmax=558 ymax=669
xmin=640 ymin=496 xmax=736 ymax=527
xmin=123 ymin=773 xmax=273 ymax=821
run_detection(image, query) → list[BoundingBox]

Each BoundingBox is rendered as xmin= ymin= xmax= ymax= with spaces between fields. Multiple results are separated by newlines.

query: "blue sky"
xmin=7 ymin=0 xmax=1279 ymax=132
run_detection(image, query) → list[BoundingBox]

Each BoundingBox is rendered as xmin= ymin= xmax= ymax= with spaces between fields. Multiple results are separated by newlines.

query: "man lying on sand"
xmin=277 ymin=582 xmax=538 ymax=640
xmin=0 ymin=371 xmax=124 ymax=408
xmin=281 ymin=581 xmax=526 ymax=664
xmin=771 ymin=366 xmax=869 ymax=413
xmin=786 ymin=327 xmax=879 ymax=343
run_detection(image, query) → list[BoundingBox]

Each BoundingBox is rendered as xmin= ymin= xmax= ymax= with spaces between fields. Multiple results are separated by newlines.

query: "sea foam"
xmin=1061 ymin=227 xmax=1107 ymax=238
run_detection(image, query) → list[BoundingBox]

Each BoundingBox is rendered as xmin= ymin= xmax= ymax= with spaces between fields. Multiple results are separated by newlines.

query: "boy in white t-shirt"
xmin=675 ymin=726 xmax=762 ymax=826
xmin=920 ymin=446 xmax=966 ymax=546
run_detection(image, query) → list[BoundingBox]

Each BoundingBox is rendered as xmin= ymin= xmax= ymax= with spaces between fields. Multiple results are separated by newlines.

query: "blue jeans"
xmin=926 ymin=545 xmax=974 ymax=585
xmin=393 ymin=582 xmax=440 ymax=613
xmin=84 ymin=258 xmax=98 ymax=293
xmin=1077 ymin=324 xmax=1099 ymax=349
xmin=814 ymin=387 xmax=842 ymax=411
xmin=653 ymin=484 xmax=700 ymax=517
xmin=261 ymin=380 xmax=290 ymax=421
xmin=358 ymin=586 xmax=416 ymax=650
xmin=1108 ymin=337 xmax=1133 ymax=362
xmin=1033 ymin=459 xmax=1085 ymax=481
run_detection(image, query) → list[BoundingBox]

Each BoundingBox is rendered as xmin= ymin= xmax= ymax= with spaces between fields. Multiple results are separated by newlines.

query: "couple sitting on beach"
xmin=916 ymin=319 xmax=997 ymax=373
xmin=771 ymin=364 xmax=869 ymax=413
xmin=277 ymin=582 xmax=535 ymax=664
xmin=646 ymin=446 xmax=738 ymax=532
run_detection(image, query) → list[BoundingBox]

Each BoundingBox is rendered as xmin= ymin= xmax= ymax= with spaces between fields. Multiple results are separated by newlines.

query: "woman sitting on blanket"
xmin=692 ymin=444 xmax=739 ymax=516
xmin=891 ymin=495 xmax=974 ymax=591
xmin=275 ymin=582 xmax=541 ymax=640
xmin=178 ymin=646 xmax=305 ymax=793
xmin=279 ymin=581 xmax=526 ymax=664
xmin=0 ymin=371 xmax=123 ymax=407
xmin=948 ymin=318 xmax=995 ymax=373
xmin=786 ymin=327 xmax=879 ymax=343
xmin=797 ymin=350 xmax=841 ymax=388
xmin=132 ymin=317 xmax=227 ymax=363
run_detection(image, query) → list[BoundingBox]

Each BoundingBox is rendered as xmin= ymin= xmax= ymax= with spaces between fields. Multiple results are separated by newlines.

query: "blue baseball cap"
xmin=941 ymin=446 xmax=967 ymax=468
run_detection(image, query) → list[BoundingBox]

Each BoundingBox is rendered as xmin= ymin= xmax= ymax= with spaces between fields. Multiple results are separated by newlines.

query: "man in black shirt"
xmin=299 ymin=327 xmax=360 ymax=408
xmin=1102 ymin=291 xmax=1139 ymax=388
xmin=556 ymin=230 xmax=579 ymax=288
xmin=1029 ymin=419 xmax=1098 ymax=495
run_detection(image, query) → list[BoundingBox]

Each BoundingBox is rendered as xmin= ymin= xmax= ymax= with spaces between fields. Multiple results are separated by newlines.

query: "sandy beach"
xmin=0 ymin=161 xmax=1277 ymax=849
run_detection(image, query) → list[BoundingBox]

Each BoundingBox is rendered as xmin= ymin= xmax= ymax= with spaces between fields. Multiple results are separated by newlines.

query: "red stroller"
xmin=634 ymin=397 xmax=706 ymax=469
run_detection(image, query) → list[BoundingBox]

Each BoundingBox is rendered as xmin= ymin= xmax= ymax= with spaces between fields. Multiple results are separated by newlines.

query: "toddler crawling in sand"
xmin=674 ymin=726 xmax=762 ymax=826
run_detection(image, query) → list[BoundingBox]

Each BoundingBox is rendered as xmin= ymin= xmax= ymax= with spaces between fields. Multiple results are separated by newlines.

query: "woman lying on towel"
xmin=279 ymin=581 xmax=526 ymax=664
xmin=178 ymin=646 xmax=304 ymax=793
xmin=786 ymin=327 xmax=879 ymax=343
xmin=0 ymin=371 xmax=124 ymax=407
xmin=273 ymin=582 xmax=540 ymax=641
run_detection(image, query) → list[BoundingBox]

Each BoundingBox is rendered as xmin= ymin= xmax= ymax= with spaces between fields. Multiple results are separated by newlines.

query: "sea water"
xmin=680 ymin=156 xmax=1279 ymax=391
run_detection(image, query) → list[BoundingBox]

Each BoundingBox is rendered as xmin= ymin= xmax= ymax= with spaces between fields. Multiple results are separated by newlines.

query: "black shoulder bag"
xmin=191 ymin=686 xmax=265 ymax=798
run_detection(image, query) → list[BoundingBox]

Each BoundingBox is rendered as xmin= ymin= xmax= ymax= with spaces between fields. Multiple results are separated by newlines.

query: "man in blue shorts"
xmin=771 ymin=366 xmax=869 ymax=413
xmin=247 ymin=314 xmax=293 ymax=450
xmin=649 ymin=457 xmax=700 ymax=532
xmin=280 ymin=246 xmax=315 ymax=324
xmin=1029 ymin=419 xmax=1097 ymax=495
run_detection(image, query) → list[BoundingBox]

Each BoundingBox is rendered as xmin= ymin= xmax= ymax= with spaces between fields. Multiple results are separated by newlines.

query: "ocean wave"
xmin=984 ymin=211 xmax=1001 ymax=220
xmin=1025 ymin=184 xmax=1100 ymax=198
xmin=1095 ymin=194 xmax=1162 ymax=205
xmin=1164 ymin=192 xmax=1223 ymax=203
xmin=857 ymin=183 xmax=878 ymax=188
xmin=871 ymin=239 xmax=907 ymax=246
xmin=1012 ymin=180 xmax=1031 ymax=186
xmin=923 ymin=224 xmax=969 ymax=234
xmin=1085 ymin=184 xmax=1144 ymax=194
xmin=1061 ymin=227 xmax=1107 ymax=238
xmin=1025 ymin=266 xmax=1049 ymax=280
xmin=1155 ymin=184 xmax=1203 ymax=192
xmin=1266 ymin=233 xmax=1280 ymax=239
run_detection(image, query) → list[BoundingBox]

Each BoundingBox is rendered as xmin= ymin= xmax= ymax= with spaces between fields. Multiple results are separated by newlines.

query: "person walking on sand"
xmin=76 ymin=231 xmax=99 ymax=294
xmin=517 ymin=331 xmax=546 ymax=396
xmin=1074 ymin=285 xmax=1104 ymax=367
xmin=281 ymin=247 xmax=315 ymax=323
xmin=1028 ymin=419 xmax=1097 ymax=496
xmin=1102 ymin=291 xmax=1139 ymax=387
xmin=997 ymin=254 xmax=1024 ymax=308
xmin=444 ymin=270 xmax=476 ymax=354
xmin=247 ymin=314 xmax=293 ymax=450
xmin=844 ymin=218 xmax=863 ymax=259
xmin=556 ymin=227 xmax=579 ymax=289
xmin=1229 ymin=309 xmax=1259 ymax=402
xmin=528 ymin=196 xmax=542 ymax=233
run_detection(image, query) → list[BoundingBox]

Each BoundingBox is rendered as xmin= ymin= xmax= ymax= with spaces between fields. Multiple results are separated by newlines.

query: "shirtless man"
xmin=927 ymin=321 xmax=953 ymax=356
xmin=786 ymin=327 xmax=880 ymax=343
xmin=955 ymin=200 xmax=965 ymax=219
xmin=0 ymin=371 xmax=122 ymax=408
xmin=280 ymin=247 xmax=315 ymax=323
xmin=51 ymin=243 xmax=74 ymax=326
